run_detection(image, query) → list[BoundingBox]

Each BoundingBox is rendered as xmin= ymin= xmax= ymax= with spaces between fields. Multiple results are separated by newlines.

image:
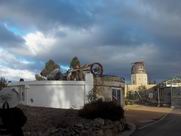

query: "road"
xmin=132 ymin=109 xmax=181 ymax=136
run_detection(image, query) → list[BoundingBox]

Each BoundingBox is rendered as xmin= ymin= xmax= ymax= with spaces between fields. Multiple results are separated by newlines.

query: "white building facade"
xmin=8 ymin=73 xmax=124 ymax=109
xmin=8 ymin=73 xmax=93 ymax=109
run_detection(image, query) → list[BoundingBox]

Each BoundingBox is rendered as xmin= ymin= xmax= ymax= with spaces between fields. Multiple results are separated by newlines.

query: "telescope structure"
xmin=131 ymin=62 xmax=148 ymax=86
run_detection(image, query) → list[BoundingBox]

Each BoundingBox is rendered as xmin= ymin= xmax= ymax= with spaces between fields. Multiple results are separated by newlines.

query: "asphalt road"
xmin=132 ymin=109 xmax=181 ymax=136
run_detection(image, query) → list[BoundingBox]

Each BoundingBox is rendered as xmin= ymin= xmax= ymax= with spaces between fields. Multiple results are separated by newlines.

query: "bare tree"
xmin=0 ymin=77 xmax=7 ymax=90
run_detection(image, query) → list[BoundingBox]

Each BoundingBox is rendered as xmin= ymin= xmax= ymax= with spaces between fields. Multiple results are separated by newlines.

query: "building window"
xmin=112 ymin=88 xmax=121 ymax=104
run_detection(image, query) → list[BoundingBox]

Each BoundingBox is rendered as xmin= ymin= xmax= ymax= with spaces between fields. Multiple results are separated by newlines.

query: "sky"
xmin=0 ymin=0 xmax=181 ymax=82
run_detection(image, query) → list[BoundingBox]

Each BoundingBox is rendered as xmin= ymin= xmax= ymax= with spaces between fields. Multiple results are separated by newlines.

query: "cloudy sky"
xmin=0 ymin=0 xmax=180 ymax=82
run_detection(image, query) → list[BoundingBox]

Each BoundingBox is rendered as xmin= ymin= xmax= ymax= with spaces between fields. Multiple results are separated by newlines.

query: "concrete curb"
xmin=120 ymin=122 xmax=136 ymax=136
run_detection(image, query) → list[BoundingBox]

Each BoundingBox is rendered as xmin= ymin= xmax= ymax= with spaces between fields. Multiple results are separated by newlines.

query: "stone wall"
xmin=131 ymin=73 xmax=148 ymax=85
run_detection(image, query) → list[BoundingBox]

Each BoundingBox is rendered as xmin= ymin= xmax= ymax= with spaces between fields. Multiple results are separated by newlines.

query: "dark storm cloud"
xmin=0 ymin=0 xmax=181 ymax=81
xmin=0 ymin=0 xmax=152 ymax=46
xmin=137 ymin=0 xmax=181 ymax=45
xmin=96 ymin=23 xmax=153 ymax=46
xmin=0 ymin=24 xmax=24 ymax=47
xmin=0 ymin=0 xmax=96 ymax=30
xmin=141 ymin=0 xmax=181 ymax=14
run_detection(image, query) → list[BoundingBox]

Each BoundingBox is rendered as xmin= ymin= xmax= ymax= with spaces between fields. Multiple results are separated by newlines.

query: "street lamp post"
xmin=170 ymin=78 xmax=174 ymax=108
xmin=157 ymin=87 xmax=160 ymax=107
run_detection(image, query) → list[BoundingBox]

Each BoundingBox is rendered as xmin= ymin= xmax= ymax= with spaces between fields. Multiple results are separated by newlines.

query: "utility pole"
xmin=170 ymin=78 xmax=174 ymax=108
xmin=157 ymin=87 xmax=160 ymax=107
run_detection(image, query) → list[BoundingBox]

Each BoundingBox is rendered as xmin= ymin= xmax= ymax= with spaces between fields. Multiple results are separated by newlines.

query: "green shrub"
xmin=79 ymin=100 xmax=124 ymax=121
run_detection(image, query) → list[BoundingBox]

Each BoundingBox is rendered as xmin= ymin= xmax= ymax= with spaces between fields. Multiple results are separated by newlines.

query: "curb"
xmin=120 ymin=122 xmax=136 ymax=136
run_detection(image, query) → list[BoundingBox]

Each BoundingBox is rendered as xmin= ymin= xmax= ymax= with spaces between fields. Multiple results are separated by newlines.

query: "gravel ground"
xmin=1 ymin=104 xmax=171 ymax=135
xmin=19 ymin=105 xmax=90 ymax=136
xmin=19 ymin=105 xmax=126 ymax=136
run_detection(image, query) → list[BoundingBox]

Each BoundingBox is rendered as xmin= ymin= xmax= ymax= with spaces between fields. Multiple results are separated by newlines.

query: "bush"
xmin=79 ymin=100 xmax=124 ymax=121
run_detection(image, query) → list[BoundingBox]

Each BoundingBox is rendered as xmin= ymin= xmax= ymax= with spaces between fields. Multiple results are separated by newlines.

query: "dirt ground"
xmin=19 ymin=105 xmax=125 ymax=136
xmin=19 ymin=105 xmax=87 ymax=135
xmin=125 ymin=105 xmax=172 ymax=128
xmin=19 ymin=104 xmax=173 ymax=135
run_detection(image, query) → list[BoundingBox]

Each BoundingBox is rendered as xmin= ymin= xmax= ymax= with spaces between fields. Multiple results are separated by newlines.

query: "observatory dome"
xmin=131 ymin=62 xmax=146 ymax=74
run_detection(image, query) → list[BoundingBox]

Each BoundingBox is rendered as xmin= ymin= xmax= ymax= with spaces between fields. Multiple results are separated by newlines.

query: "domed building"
xmin=131 ymin=62 xmax=148 ymax=85
xmin=125 ymin=61 xmax=156 ymax=97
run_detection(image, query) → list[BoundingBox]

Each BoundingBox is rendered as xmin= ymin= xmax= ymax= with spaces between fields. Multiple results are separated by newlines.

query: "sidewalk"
xmin=125 ymin=105 xmax=172 ymax=128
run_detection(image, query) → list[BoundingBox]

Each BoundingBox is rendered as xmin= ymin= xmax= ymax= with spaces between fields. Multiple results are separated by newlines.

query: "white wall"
xmin=94 ymin=79 xmax=125 ymax=107
xmin=99 ymin=86 xmax=124 ymax=107
xmin=8 ymin=73 xmax=94 ymax=109
xmin=84 ymin=73 xmax=94 ymax=103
